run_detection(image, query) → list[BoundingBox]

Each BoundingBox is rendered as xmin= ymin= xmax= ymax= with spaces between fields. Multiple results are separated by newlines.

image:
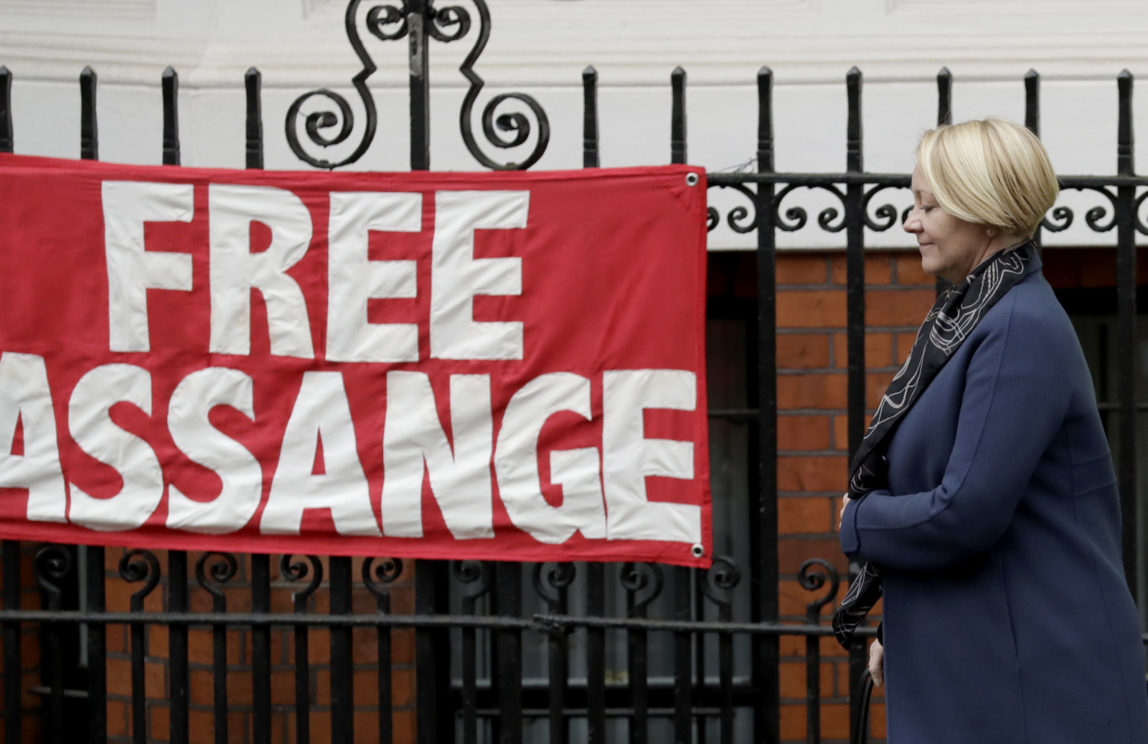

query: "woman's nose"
xmin=903 ymin=212 xmax=920 ymax=234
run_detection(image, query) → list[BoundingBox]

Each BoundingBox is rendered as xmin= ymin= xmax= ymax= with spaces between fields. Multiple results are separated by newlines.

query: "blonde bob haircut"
xmin=917 ymin=118 xmax=1059 ymax=237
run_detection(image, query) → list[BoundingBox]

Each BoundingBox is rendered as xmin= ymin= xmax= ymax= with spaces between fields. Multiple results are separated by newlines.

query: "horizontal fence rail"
xmin=0 ymin=6 xmax=1145 ymax=740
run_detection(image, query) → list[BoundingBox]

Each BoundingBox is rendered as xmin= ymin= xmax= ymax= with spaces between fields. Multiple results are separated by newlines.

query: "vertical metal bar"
xmin=583 ymin=66 xmax=599 ymax=169
xmin=1025 ymin=70 xmax=1044 ymax=253
xmin=494 ymin=564 xmax=523 ymax=744
xmin=251 ymin=555 xmax=272 ymax=744
xmin=374 ymin=576 xmax=393 ymax=744
xmin=718 ymin=607 xmax=733 ymax=744
xmin=245 ymin=67 xmax=264 ymax=170
xmin=936 ymin=67 xmax=952 ymax=127
xmin=669 ymin=66 xmax=694 ymax=744
xmin=38 ymin=550 xmax=65 ymax=744
xmin=211 ymin=570 xmax=228 ymax=744
xmin=80 ymin=67 xmax=98 ymax=160
xmin=85 ymin=546 xmax=107 ymax=744
xmin=545 ymin=574 xmax=569 ymax=744
xmin=161 ymin=68 xmax=190 ymax=744
xmin=935 ymin=68 xmax=952 ymax=296
xmin=804 ymin=608 xmax=822 ymax=744
xmin=694 ymin=577 xmax=708 ymax=744
xmin=671 ymin=67 xmax=686 ymax=164
xmin=293 ymin=572 xmax=312 ymax=744
xmin=1116 ymin=70 xmax=1139 ymax=590
xmin=244 ymin=66 xmax=271 ymax=744
xmin=162 ymin=67 xmax=180 ymax=166
xmin=78 ymin=65 xmax=108 ymax=744
xmin=844 ymin=66 xmax=871 ymax=740
xmin=0 ymin=66 xmax=11 ymax=152
xmin=415 ymin=559 xmax=450 ymax=744
xmin=330 ymin=557 xmax=353 ymax=743
xmin=168 ymin=551 xmax=189 ymax=744
xmin=751 ymin=65 xmax=781 ymax=744
xmin=130 ymin=575 xmax=147 ymax=744
xmin=408 ymin=0 xmax=430 ymax=170
xmin=460 ymin=568 xmax=480 ymax=744
xmin=2 ymin=541 xmax=20 ymax=744
xmin=673 ymin=571 xmax=692 ymax=744
xmin=626 ymin=581 xmax=649 ymax=744
xmin=586 ymin=564 xmax=606 ymax=744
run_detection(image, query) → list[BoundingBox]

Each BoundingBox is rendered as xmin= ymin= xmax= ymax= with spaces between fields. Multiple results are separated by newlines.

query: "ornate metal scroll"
xmin=286 ymin=0 xmax=548 ymax=170
xmin=194 ymin=552 xmax=239 ymax=604
xmin=280 ymin=554 xmax=324 ymax=606
xmin=118 ymin=549 xmax=161 ymax=608
xmin=532 ymin=562 xmax=576 ymax=613
xmin=620 ymin=562 xmax=664 ymax=614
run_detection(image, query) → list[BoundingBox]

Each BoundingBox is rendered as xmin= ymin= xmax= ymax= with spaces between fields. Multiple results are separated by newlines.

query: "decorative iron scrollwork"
xmin=363 ymin=556 xmax=404 ymax=600
xmin=706 ymin=183 xmax=759 ymax=234
xmin=118 ymin=549 xmax=161 ymax=607
xmin=701 ymin=555 xmax=741 ymax=608
xmin=286 ymin=0 xmax=549 ymax=170
xmin=620 ymin=562 xmax=663 ymax=613
xmin=195 ymin=552 xmax=238 ymax=601
xmin=862 ymin=184 xmax=910 ymax=232
xmin=34 ymin=544 xmax=73 ymax=599
xmin=532 ymin=562 xmax=576 ymax=612
xmin=280 ymin=554 xmax=324 ymax=605
xmin=772 ymin=183 xmax=848 ymax=233
xmin=453 ymin=559 xmax=492 ymax=601
xmin=1042 ymin=186 xmax=1118 ymax=233
xmin=798 ymin=558 xmax=840 ymax=616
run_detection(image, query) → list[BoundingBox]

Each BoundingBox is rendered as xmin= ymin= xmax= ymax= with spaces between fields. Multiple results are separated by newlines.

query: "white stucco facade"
xmin=2 ymin=0 xmax=1148 ymax=249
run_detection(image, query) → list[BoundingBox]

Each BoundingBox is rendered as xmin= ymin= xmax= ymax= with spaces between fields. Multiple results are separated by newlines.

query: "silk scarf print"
xmin=831 ymin=240 xmax=1035 ymax=647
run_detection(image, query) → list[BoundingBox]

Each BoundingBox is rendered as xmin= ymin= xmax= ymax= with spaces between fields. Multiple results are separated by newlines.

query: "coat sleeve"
xmin=840 ymin=295 xmax=1073 ymax=571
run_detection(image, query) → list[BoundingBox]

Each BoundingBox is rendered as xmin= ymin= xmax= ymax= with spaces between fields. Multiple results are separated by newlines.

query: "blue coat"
xmin=840 ymin=256 xmax=1148 ymax=743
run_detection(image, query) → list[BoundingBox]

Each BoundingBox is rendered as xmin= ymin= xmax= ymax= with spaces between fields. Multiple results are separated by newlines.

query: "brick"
xmin=777 ymin=332 xmax=831 ymax=370
xmin=894 ymin=251 xmax=933 ymax=286
xmin=832 ymin=414 xmax=850 ymax=451
xmin=777 ymin=373 xmax=847 ymax=410
xmin=830 ymin=254 xmax=893 ymax=286
xmin=778 ymin=455 xmax=848 ymax=493
xmin=821 ymin=703 xmax=853 ymax=740
xmin=776 ymin=254 xmax=830 ymax=285
xmin=780 ymin=701 xmax=808 ymax=741
xmin=776 ymin=290 xmax=846 ymax=328
xmin=778 ymin=536 xmax=848 ymax=575
xmin=780 ymin=660 xmax=837 ymax=700
xmin=777 ymin=414 xmax=831 ymax=452
xmin=864 ymin=288 xmax=935 ymax=327
xmin=107 ymin=699 xmax=129 ymax=738
xmin=187 ymin=628 xmax=243 ymax=667
xmin=148 ymin=702 xmax=170 ymax=742
xmin=831 ymin=331 xmax=895 ymax=370
xmin=778 ymin=496 xmax=834 ymax=534
xmin=895 ymin=331 xmax=917 ymax=363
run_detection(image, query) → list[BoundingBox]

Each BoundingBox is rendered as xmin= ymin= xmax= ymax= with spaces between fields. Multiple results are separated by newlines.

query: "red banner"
xmin=0 ymin=154 xmax=711 ymax=567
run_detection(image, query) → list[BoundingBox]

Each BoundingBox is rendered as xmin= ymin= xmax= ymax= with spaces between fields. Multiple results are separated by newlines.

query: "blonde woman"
xmin=835 ymin=118 xmax=1148 ymax=743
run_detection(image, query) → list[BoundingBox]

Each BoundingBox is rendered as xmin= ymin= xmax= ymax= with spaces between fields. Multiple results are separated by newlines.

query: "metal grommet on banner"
xmin=691 ymin=544 xmax=705 ymax=558
xmin=685 ymin=172 xmax=700 ymax=187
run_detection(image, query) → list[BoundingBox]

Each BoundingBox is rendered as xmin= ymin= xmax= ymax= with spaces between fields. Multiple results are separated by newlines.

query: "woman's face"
xmin=903 ymin=164 xmax=997 ymax=284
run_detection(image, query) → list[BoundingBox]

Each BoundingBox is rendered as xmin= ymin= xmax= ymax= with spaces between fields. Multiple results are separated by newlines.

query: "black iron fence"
xmin=0 ymin=1 xmax=1146 ymax=743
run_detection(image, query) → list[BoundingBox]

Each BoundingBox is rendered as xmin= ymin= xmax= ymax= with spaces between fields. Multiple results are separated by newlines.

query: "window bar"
xmin=458 ymin=562 xmax=483 ymax=744
xmin=245 ymin=68 xmax=264 ymax=171
xmin=1115 ymin=70 xmax=1139 ymax=590
xmin=35 ymin=547 xmax=66 ymax=744
xmin=752 ymin=65 xmax=781 ymax=744
xmin=582 ymin=64 xmax=607 ymax=744
xmin=541 ymin=565 xmax=570 ymax=744
xmin=693 ymin=571 xmax=708 ymax=744
xmin=493 ymin=563 xmax=523 ymax=744
xmin=844 ymin=66 xmax=871 ymax=739
xmin=586 ymin=564 xmax=607 ymax=743
xmin=625 ymin=568 xmax=650 ymax=744
xmin=79 ymin=63 xmax=108 ymax=744
xmin=330 ymin=556 xmax=353 ymax=743
xmin=670 ymin=65 xmax=695 ymax=744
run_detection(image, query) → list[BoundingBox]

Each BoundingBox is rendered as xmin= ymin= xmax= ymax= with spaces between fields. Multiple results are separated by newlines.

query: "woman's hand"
xmin=868 ymin=638 xmax=884 ymax=687
xmin=839 ymin=492 xmax=852 ymax=527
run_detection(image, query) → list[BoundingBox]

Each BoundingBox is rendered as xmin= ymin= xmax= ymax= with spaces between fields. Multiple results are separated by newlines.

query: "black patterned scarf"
xmin=831 ymin=239 xmax=1036 ymax=648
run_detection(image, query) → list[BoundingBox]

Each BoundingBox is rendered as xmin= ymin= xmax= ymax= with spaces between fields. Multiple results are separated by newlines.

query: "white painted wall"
xmin=3 ymin=0 xmax=1148 ymax=249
